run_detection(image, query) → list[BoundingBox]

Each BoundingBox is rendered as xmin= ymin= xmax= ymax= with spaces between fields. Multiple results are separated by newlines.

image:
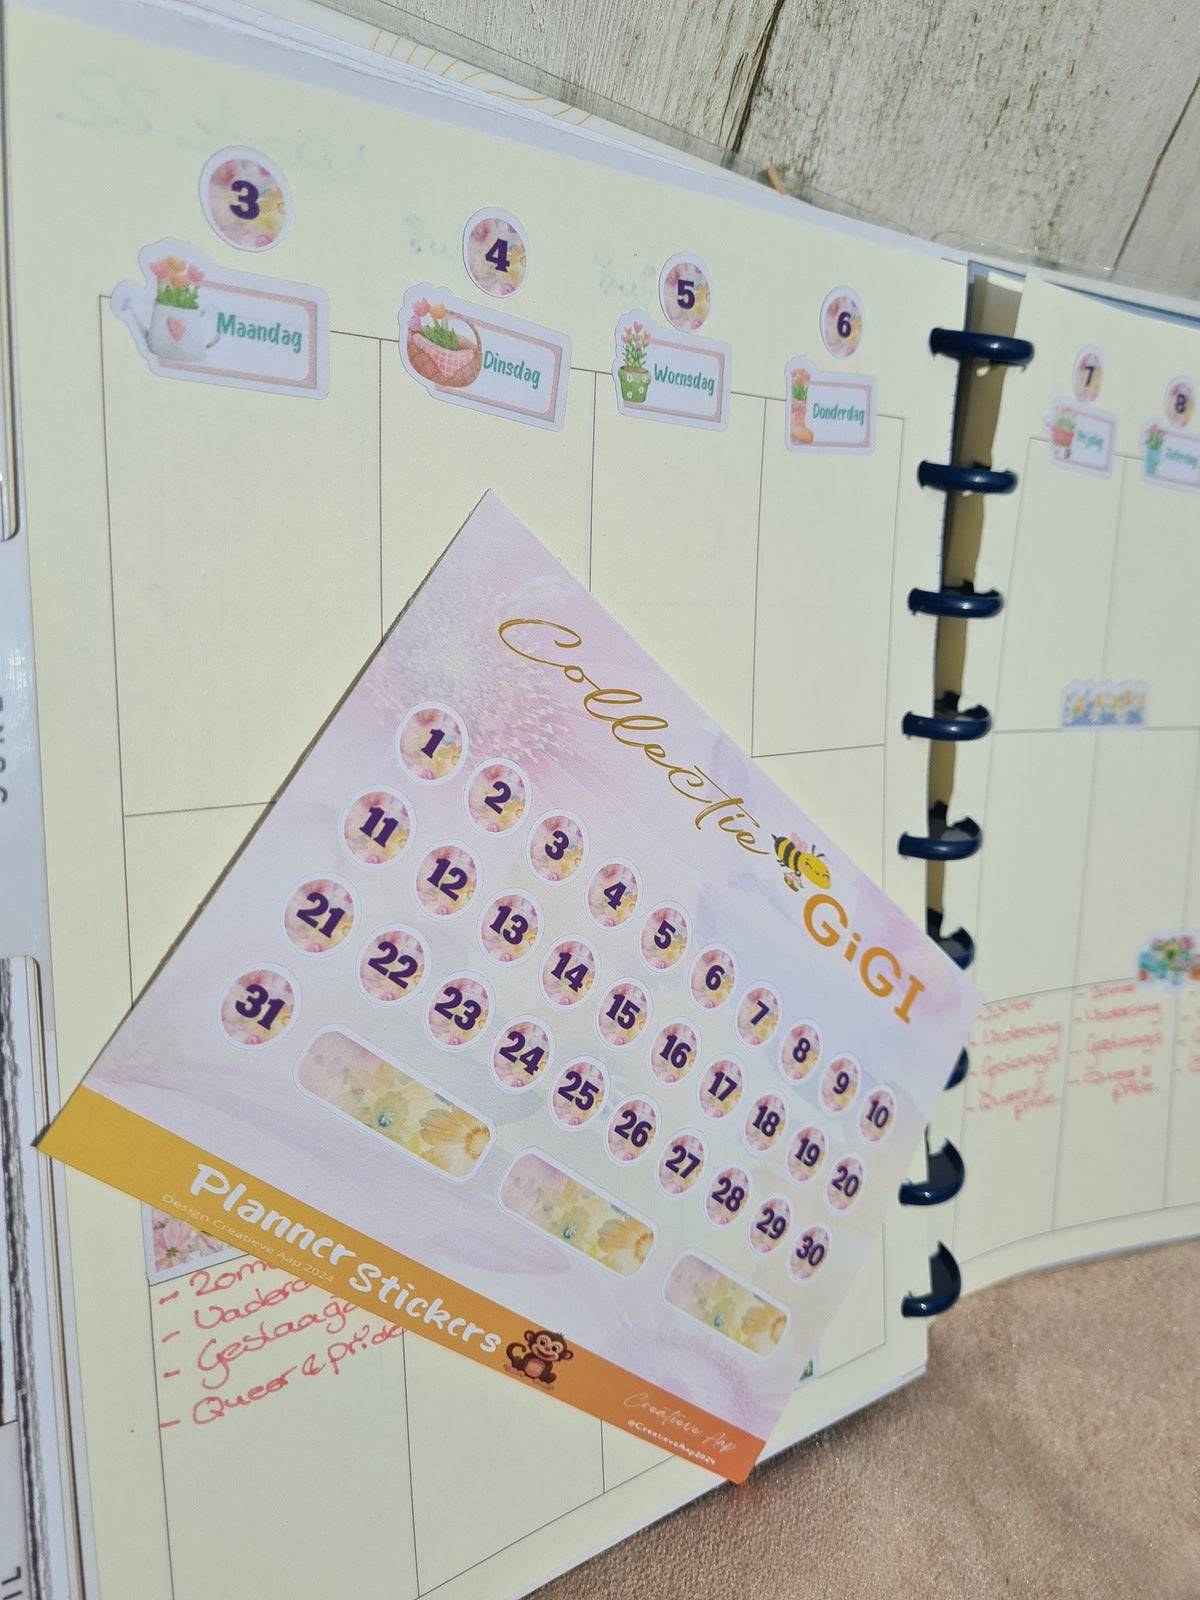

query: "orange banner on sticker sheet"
xmin=39 ymin=1088 xmax=765 ymax=1480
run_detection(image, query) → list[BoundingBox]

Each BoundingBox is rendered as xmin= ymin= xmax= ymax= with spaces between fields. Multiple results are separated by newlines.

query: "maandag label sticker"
xmin=1142 ymin=418 xmax=1200 ymax=490
xmin=111 ymin=239 xmax=328 ymax=398
xmin=400 ymin=285 xmax=569 ymax=431
xmin=1045 ymin=397 xmax=1116 ymax=478
xmin=612 ymin=311 xmax=730 ymax=430
xmin=785 ymin=357 xmax=874 ymax=454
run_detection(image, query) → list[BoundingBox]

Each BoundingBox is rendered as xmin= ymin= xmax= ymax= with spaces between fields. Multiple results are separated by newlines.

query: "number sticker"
xmin=859 ymin=1085 xmax=896 ymax=1144
xmin=465 ymin=760 xmax=529 ymax=834
xmin=478 ymin=892 xmax=542 ymax=964
xmin=463 ymin=209 xmax=529 ymax=297
xmin=540 ymin=938 xmax=598 ymax=1007
xmin=789 ymin=1223 xmax=830 ymax=1282
xmin=649 ymin=1020 xmax=700 ymax=1085
xmin=826 ymin=1154 xmax=865 ymax=1213
xmin=749 ymin=1196 xmax=792 ymax=1255
xmin=199 ymin=147 xmax=291 ymax=251
xmin=550 ymin=1057 xmax=608 ymax=1128
xmin=1073 ymin=345 xmax=1104 ymax=403
xmin=425 ymin=974 xmax=492 ymax=1050
xmin=639 ymin=903 xmax=690 ymax=971
xmin=736 ymin=984 xmax=781 ymax=1047
xmin=656 ymin=1130 xmax=707 ymax=1196
xmin=1166 ymin=376 xmax=1195 ymax=428
xmin=397 ymin=704 xmax=467 ymax=784
xmin=586 ymin=861 xmax=640 ymax=929
xmin=820 ymin=287 xmax=863 ymax=358
xmin=779 ymin=1020 xmax=822 ymax=1084
xmin=658 ymin=253 xmax=712 ymax=332
xmin=698 ymin=1058 xmax=743 ymax=1119
xmin=819 ymin=1053 xmax=861 ymax=1115
xmin=414 ymin=842 xmax=481 ymax=917
xmin=490 ymin=1019 xmax=553 ymax=1090
xmin=689 ymin=946 xmax=736 ymax=1010
xmin=528 ymin=812 xmax=587 ymax=883
xmin=607 ymin=1096 xmax=659 ymax=1163
xmin=787 ymin=1123 xmax=827 ymax=1184
xmin=743 ymin=1092 xmax=787 ymax=1155
xmin=356 ymin=926 xmax=428 ymax=1004
xmin=341 ymin=788 xmax=414 ymax=867
xmin=282 ymin=877 xmax=357 ymax=954
xmin=219 ymin=966 xmax=297 ymax=1046
xmin=596 ymin=980 xmax=650 ymax=1048
xmin=705 ymin=1165 xmax=751 ymax=1227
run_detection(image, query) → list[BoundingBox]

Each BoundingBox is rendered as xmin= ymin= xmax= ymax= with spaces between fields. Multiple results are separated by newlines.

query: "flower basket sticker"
xmin=1143 ymin=421 xmax=1166 ymax=476
xmin=407 ymin=298 xmax=484 ymax=389
xmin=618 ymin=322 xmax=651 ymax=404
xmin=1049 ymin=405 xmax=1078 ymax=460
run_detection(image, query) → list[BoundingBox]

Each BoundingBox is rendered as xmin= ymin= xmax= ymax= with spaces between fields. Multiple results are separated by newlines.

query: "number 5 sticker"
xmin=659 ymin=254 xmax=712 ymax=332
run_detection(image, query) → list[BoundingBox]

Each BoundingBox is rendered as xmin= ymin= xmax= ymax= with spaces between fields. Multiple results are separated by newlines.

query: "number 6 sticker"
xmin=820 ymin=287 xmax=863 ymax=358
xmin=200 ymin=148 xmax=292 ymax=251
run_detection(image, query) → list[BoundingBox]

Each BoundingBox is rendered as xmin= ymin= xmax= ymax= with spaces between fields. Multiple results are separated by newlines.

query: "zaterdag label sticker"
xmin=1141 ymin=418 xmax=1200 ymax=491
xmin=785 ymin=357 xmax=874 ymax=454
xmin=612 ymin=311 xmax=730 ymax=431
xmin=111 ymin=239 xmax=328 ymax=398
xmin=399 ymin=285 xmax=569 ymax=431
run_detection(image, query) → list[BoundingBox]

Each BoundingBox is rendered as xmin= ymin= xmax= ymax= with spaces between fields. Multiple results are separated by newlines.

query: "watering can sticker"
xmin=111 ymin=239 xmax=329 ymax=399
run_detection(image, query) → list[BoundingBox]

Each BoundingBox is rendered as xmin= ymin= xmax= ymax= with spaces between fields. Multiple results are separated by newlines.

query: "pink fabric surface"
xmin=536 ymin=1240 xmax=1200 ymax=1598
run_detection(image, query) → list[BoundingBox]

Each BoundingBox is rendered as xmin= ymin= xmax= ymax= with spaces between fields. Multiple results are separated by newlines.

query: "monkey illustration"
xmin=506 ymin=1329 xmax=573 ymax=1385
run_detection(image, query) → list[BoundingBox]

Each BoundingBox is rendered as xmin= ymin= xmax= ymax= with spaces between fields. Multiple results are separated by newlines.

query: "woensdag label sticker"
xmin=612 ymin=311 xmax=730 ymax=431
xmin=785 ymin=357 xmax=875 ymax=454
xmin=1045 ymin=397 xmax=1116 ymax=478
xmin=1141 ymin=418 xmax=1200 ymax=491
xmin=399 ymin=284 xmax=569 ymax=431
xmin=111 ymin=239 xmax=328 ymax=398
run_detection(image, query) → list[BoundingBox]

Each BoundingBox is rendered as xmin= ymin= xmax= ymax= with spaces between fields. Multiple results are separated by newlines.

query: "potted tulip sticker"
xmin=618 ymin=322 xmax=651 ymax=404
xmin=790 ymin=368 xmax=814 ymax=445
xmin=1049 ymin=406 xmax=1077 ymax=460
xmin=1144 ymin=421 xmax=1166 ymax=476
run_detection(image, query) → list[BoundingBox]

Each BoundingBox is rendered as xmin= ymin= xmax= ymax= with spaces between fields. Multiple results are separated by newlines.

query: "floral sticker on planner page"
xmin=399 ymin=284 xmax=569 ymax=431
xmin=611 ymin=310 xmax=730 ymax=430
xmin=1045 ymin=394 xmax=1116 ymax=478
xmin=110 ymin=239 xmax=328 ymax=398
xmin=1140 ymin=414 xmax=1200 ymax=491
xmin=39 ymin=491 xmax=982 ymax=1485
xmin=784 ymin=357 xmax=875 ymax=454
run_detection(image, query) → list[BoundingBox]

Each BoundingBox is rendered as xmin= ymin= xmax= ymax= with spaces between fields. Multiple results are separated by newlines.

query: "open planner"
xmin=0 ymin=3 xmax=1197 ymax=1597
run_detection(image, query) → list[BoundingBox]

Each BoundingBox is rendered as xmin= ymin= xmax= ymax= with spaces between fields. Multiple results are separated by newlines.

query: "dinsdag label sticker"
xmin=1072 ymin=344 xmax=1104 ymax=403
xmin=463 ymin=209 xmax=529 ymax=298
xmin=819 ymin=287 xmax=863 ymax=358
xmin=1045 ymin=396 xmax=1116 ymax=478
xmin=1165 ymin=376 xmax=1195 ymax=428
xmin=1141 ymin=417 xmax=1200 ymax=491
xmin=200 ymin=148 xmax=292 ymax=251
xmin=784 ymin=357 xmax=875 ymax=454
xmin=658 ymin=253 xmax=713 ymax=332
xmin=612 ymin=310 xmax=730 ymax=430
xmin=110 ymin=239 xmax=328 ymax=398
xmin=399 ymin=284 xmax=570 ymax=431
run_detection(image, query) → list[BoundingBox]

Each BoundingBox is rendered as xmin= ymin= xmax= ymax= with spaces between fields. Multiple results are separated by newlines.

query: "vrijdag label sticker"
xmin=399 ymin=285 xmax=569 ymax=430
xmin=612 ymin=311 xmax=730 ymax=430
xmin=1045 ymin=397 xmax=1116 ymax=478
xmin=111 ymin=239 xmax=328 ymax=397
xmin=785 ymin=357 xmax=874 ymax=454
xmin=1141 ymin=418 xmax=1200 ymax=490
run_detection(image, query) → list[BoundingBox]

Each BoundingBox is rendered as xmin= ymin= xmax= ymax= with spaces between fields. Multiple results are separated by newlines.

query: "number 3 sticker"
xmin=200 ymin=148 xmax=292 ymax=251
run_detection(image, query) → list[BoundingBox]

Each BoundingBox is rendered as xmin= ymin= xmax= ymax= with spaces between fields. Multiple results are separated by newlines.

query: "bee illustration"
xmin=773 ymin=834 xmax=831 ymax=893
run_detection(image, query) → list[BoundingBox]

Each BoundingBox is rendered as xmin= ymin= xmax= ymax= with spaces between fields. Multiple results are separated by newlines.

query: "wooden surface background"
xmin=316 ymin=0 xmax=1200 ymax=297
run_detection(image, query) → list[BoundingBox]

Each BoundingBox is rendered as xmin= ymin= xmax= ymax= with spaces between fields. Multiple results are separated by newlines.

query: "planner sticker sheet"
xmin=4 ymin=0 xmax=975 ymax=1591
xmin=934 ymin=275 xmax=1200 ymax=1293
xmin=42 ymin=492 xmax=980 ymax=1478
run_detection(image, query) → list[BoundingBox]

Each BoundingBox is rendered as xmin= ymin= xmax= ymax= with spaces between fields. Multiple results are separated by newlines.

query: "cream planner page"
xmin=934 ymin=273 xmax=1200 ymax=1293
xmin=5 ymin=0 xmax=968 ymax=1593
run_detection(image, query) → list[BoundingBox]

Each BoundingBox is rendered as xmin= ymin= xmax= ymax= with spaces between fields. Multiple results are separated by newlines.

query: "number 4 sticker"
xmin=463 ymin=209 xmax=529 ymax=298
